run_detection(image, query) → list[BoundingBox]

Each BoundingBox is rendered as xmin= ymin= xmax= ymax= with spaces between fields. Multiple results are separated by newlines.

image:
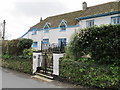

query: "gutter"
xmin=76 ymin=11 xmax=120 ymax=20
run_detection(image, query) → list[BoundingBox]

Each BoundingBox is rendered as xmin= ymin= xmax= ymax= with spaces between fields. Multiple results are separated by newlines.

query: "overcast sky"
xmin=0 ymin=0 xmax=116 ymax=40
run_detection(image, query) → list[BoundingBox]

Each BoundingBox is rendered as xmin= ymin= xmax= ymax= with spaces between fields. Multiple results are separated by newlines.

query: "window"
xmin=32 ymin=42 xmax=38 ymax=48
xmin=111 ymin=16 xmax=120 ymax=24
xmin=42 ymin=39 xmax=49 ymax=44
xmin=86 ymin=20 xmax=94 ymax=27
xmin=32 ymin=30 xmax=37 ymax=35
xmin=58 ymin=38 xmax=66 ymax=47
xmin=59 ymin=19 xmax=67 ymax=31
xmin=60 ymin=25 xmax=66 ymax=30
xmin=32 ymin=28 xmax=37 ymax=35
xmin=43 ymin=23 xmax=50 ymax=33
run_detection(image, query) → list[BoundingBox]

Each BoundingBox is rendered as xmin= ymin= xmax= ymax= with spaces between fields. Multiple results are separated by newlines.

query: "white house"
xmin=20 ymin=1 xmax=120 ymax=50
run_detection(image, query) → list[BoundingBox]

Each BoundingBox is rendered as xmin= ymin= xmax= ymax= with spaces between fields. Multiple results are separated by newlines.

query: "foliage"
xmin=23 ymin=48 xmax=36 ymax=57
xmin=2 ymin=38 xmax=33 ymax=55
xmin=59 ymin=58 xmax=120 ymax=89
xmin=2 ymin=54 xmax=32 ymax=60
xmin=61 ymin=24 xmax=120 ymax=89
xmin=17 ymin=38 xmax=33 ymax=51
xmin=67 ymin=24 xmax=120 ymax=65
xmin=2 ymin=56 xmax=32 ymax=74
xmin=2 ymin=39 xmax=20 ymax=55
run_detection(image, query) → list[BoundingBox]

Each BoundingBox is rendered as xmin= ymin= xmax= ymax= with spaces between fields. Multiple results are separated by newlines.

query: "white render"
xmin=23 ymin=26 xmax=79 ymax=50
xmin=22 ymin=14 xmax=119 ymax=50
xmin=53 ymin=53 xmax=64 ymax=75
xmin=33 ymin=52 xmax=42 ymax=74
xmin=79 ymin=14 xmax=119 ymax=28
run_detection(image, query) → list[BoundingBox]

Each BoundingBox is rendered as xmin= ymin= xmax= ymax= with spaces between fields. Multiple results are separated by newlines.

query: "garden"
xmin=59 ymin=24 xmax=120 ymax=89
xmin=1 ymin=24 xmax=120 ymax=89
xmin=1 ymin=38 xmax=34 ymax=74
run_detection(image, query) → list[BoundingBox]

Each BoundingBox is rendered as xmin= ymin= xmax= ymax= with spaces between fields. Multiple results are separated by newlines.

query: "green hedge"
xmin=2 ymin=38 xmax=33 ymax=55
xmin=59 ymin=58 xmax=120 ymax=89
xmin=2 ymin=39 xmax=20 ymax=55
xmin=67 ymin=24 xmax=120 ymax=65
xmin=2 ymin=58 xmax=32 ymax=74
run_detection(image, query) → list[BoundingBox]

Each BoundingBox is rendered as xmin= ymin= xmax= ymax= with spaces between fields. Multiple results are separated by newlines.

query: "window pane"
xmin=113 ymin=18 xmax=116 ymax=24
xmin=58 ymin=38 xmax=66 ymax=47
xmin=111 ymin=17 xmax=120 ymax=24
xmin=117 ymin=17 xmax=120 ymax=24
xmin=87 ymin=20 xmax=94 ymax=27
xmin=60 ymin=25 xmax=66 ymax=30
xmin=32 ymin=42 xmax=38 ymax=47
xmin=43 ymin=39 xmax=49 ymax=44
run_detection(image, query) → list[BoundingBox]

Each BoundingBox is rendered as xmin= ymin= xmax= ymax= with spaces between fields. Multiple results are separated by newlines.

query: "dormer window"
xmin=60 ymin=25 xmax=66 ymax=30
xmin=59 ymin=19 xmax=67 ymax=31
xmin=32 ymin=27 xmax=38 ymax=35
xmin=43 ymin=22 xmax=50 ymax=33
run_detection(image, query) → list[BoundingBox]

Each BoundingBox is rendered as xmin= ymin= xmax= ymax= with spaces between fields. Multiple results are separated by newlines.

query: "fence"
xmin=41 ymin=42 xmax=66 ymax=53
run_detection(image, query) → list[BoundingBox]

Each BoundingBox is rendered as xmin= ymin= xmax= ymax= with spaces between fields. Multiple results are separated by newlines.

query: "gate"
xmin=36 ymin=42 xmax=54 ymax=76
xmin=35 ymin=41 xmax=65 ymax=77
xmin=37 ymin=51 xmax=53 ymax=76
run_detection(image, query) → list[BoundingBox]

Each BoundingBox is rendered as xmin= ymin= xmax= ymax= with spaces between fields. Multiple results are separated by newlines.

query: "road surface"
xmin=1 ymin=67 xmax=83 ymax=88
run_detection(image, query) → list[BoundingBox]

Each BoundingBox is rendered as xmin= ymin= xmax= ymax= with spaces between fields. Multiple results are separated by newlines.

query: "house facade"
xmin=20 ymin=1 xmax=120 ymax=50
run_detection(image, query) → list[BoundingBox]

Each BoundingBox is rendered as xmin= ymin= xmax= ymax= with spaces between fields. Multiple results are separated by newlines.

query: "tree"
xmin=17 ymin=38 xmax=33 ymax=50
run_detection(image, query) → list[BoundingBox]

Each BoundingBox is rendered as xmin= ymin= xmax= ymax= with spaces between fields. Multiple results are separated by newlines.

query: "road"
xmin=1 ymin=67 xmax=83 ymax=88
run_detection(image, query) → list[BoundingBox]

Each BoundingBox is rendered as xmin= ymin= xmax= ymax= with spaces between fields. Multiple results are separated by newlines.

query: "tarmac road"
xmin=1 ymin=67 xmax=83 ymax=89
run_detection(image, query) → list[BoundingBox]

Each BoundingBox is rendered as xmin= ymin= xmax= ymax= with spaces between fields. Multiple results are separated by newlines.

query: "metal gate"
xmin=37 ymin=52 xmax=53 ymax=76
xmin=36 ymin=41 xmax=65 ymax=76
xmin=36 ymin=42 xmax=53 ymax=76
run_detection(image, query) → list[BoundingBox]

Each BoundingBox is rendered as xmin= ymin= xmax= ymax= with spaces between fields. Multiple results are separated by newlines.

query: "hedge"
xmin=67 ymin=24 xmax=120 ymax=65
xmin=2 ymin=38 xmax=33 ymax=55
xmin=59 ymin=58 xmax=120 ymax=89
xmin=2 ymin=57 xmax=32 ymax=74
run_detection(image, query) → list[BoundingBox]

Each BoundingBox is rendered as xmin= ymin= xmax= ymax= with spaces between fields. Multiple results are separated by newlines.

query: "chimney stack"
xmin=83 ymin=2 xmax=87 ymax=10
xmin=40 ymin=17 xmax=42 ymax=22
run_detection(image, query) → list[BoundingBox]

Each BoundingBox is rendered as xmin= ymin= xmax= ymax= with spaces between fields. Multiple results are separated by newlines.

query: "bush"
xmin=59 ymin=58 xmax=120 ymax=89
xmin=2 ymin=57 xmax=32 ymax=74
xmin=67 ymin=24 xmax=120 ymax=65
xmin=23 ymin=48 xmax=36 ymax=57
xmin=17 ymin=38 xmax=33 ymax=50
xmin=2 ymin=39 xmax=20 ymax=55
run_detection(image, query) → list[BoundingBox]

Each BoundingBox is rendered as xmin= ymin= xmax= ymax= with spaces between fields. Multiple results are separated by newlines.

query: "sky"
xmin=0 ymin=0 xmax=116 ymax=40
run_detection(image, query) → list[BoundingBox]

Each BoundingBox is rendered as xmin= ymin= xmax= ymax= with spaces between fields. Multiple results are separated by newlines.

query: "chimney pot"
xmin=40 ymin=17 xmax=42 ymax=22
xmin=83 ymin=2 xmax=87 ymax=10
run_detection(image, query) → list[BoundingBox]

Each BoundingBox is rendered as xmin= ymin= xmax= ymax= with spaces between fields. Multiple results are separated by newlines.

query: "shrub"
xmin=2 ymin=57 xmax=32 ymax=74
xmin=67 ymin=24 xmax=120 ymax=65
xmin=23 ymin=48 xmax=36 ymax=57
xmin=17 ymin=38 xmax=33 ymax=51
xmin=59 ymin=58 xmax=120 ymax=89
xmin=2 ymin=39 xmax=20 ymax=55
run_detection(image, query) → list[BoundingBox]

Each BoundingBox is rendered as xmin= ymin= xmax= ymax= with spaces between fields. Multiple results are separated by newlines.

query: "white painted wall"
xmin=79 ymin=14 xmax=119 ymax=28
xmin=33 ymin=52 xmax=42 ymax=74
xmin=23 ymin=27 xmax=79 ymax=50
xmin=53 ymin=53 xmax=64 ymax=75
xmin=23 ymin=14 xmax=119 ymax=50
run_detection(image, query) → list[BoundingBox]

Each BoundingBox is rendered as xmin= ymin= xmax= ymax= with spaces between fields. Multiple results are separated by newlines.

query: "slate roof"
xmin=29 ymin=1 xmax=120 ymax=31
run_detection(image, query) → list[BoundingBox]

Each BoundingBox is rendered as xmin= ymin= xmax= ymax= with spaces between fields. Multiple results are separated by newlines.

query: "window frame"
xmin=111 ymin=16 xmax=120 ymax=24
xmin=58 ymin=38 xmax=67 ymax=47
xmin=86 ymin=20 xmax=94 ymax=28
xmin=43 ymin=23 xmax=50 ymax=33
xmin=32 ymin=28 xmax=37 ymax=35
xmin=32 ymin=42 xmax=38 ymax=48
xmin=42 ymin=39 xmax=49 ymax=44
xmin=59 ymin=19 xmax=67 ymax=31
